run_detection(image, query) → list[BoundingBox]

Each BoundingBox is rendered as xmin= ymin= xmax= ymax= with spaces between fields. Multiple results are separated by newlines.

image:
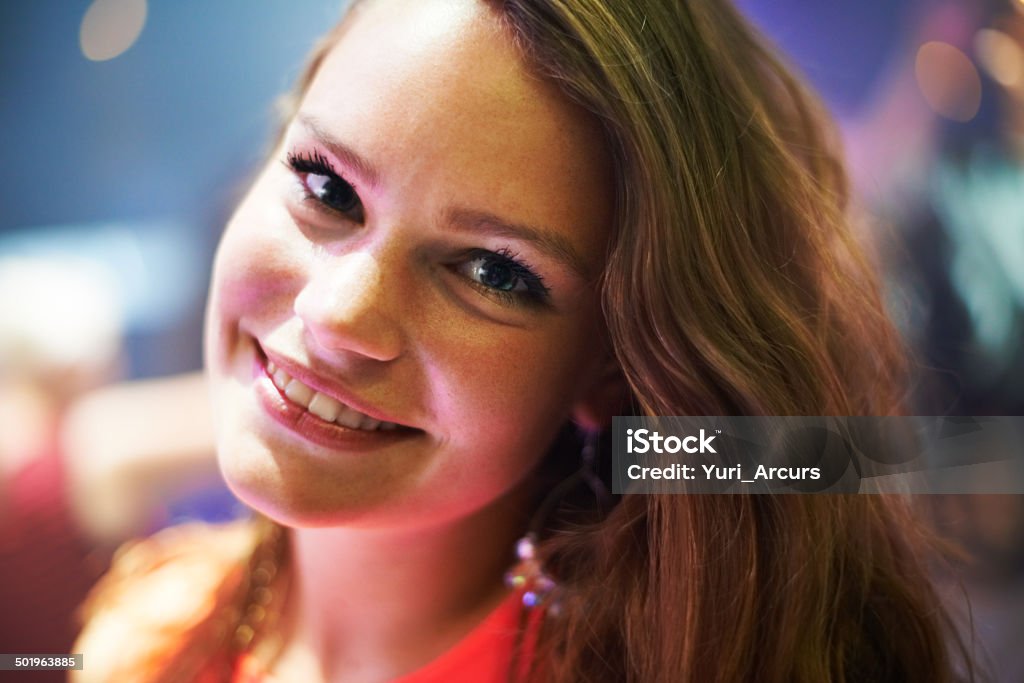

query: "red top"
xmin=230 ymin=590 xmax=540 ymax=683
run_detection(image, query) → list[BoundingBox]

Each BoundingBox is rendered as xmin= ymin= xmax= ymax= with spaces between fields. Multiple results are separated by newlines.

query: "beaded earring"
xmin=504 ymin=430 xmax=611 ymax=614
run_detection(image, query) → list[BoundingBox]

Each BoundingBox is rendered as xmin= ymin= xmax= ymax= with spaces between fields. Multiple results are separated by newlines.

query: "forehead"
xmin=297 ymin=0 xmax=614 ymax=271
xmin=324 ymin=0 xmax=538 ymax=118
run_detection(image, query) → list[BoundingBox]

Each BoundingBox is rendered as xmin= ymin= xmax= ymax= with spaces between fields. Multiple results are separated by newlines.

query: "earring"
xmin=504 ymin=533 xmax=558 ymax=610
xmin=505 ymin=430 xmax=611 ymax=614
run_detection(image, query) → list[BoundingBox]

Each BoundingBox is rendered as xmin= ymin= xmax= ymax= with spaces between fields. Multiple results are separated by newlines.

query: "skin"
xmin=204 ymin=0 xmax=615 ymax=679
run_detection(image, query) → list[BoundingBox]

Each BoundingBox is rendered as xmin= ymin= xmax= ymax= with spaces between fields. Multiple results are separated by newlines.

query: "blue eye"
xmin=287 ymin=150 xmax=364 ymax=222
xmin=459 ymin=248 xmax=550 ymax=307
xmin=472 ymin=256 xmax=519 ymax=292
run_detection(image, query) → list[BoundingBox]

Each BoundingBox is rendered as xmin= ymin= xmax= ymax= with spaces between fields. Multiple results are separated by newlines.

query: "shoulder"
xmin=71 ymin=519 xmax=259 ymax=683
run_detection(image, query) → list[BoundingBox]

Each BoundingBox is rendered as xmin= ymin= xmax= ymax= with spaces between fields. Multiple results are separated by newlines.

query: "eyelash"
xmin=286 ymin=150 xmax=364 ymax=221
xmin=285 ymin=147 xmax=551 ymax=310
xmin=461 ymin=247 xmax=551 ymax=308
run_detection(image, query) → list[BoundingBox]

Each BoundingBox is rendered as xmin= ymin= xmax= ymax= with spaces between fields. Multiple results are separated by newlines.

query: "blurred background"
xmin=0 ymin=0 xmax=1022 ymax=680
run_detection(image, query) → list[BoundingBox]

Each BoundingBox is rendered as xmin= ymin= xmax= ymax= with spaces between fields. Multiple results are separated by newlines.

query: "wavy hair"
xmin=490 ymin=2 xmax=970 ymax=681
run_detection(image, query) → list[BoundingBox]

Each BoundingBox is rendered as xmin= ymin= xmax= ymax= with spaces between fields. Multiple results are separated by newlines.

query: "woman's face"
xmin=206 ymin=0 xmax=614 ymax=528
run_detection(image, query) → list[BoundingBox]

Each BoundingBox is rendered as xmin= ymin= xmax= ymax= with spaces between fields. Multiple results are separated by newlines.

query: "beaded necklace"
xmin=229 ymin=520 xmax=290 ymax=670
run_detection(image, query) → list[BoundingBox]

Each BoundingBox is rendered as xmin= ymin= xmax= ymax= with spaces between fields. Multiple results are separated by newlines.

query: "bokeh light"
xmin=975 ymin=28 xmax=1024 ymax=90
xmin=79 ymin=0 xmax=147 ymax=62
xmin=914 ymin=40 xmax=982 ymax=122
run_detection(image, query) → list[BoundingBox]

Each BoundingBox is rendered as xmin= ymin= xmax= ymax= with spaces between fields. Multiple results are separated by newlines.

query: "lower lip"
xmin=252 ymin=355 xmax=420 ymax=452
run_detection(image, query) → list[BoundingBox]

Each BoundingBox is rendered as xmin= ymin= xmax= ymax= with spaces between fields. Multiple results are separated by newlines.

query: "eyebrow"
xmin=296 ymin=114 xmax=591 ymax=280
xmin=296 ymin=113 xmax=381 ymax=187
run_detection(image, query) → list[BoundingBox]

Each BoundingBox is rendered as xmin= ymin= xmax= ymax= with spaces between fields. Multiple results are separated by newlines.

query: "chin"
xmin=218 ymin=441 xmax=516 ymax=533
xmin=214 ymin=432 xmax=410 ymax=530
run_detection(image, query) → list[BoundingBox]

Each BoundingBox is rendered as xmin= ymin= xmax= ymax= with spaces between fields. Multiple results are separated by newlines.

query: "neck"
xmin=270 ymin=489 xmax=529 ymax=683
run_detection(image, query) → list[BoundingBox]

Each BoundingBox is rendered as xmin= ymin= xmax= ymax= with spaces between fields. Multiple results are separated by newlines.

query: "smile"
xmin=267 ymin=360 xmax=401 ymax=432
xmin=252 ymin=346 xmax=420 ymax=450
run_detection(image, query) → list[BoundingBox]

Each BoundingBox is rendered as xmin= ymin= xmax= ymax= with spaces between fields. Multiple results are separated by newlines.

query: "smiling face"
xmin=205 ymin=0 xmax=615 ymax=529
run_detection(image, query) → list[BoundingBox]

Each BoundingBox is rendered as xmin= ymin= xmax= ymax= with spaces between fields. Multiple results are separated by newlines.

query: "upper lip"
xmin=260 ymin=344 xmax=416 ymax=429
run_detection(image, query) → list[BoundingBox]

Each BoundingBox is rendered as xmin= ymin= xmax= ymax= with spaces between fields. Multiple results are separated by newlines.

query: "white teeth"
xmin=268 ymin=364 xmax=404 ymax=432
xmin=284 ymin=379 xmax=314 ymax=407
xmin=272 ymin=368 xmax=291 ymax=391
xmin=307 ymin=392 xmax=342 ymax=422
xmin=335 ymin=406 xmax=365 ymax=429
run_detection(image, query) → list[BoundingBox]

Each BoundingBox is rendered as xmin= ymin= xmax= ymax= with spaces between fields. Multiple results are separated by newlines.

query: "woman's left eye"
xmin=286 ymin=150 xmax=365 ymax=222
xmin=456 ymin=248 xmax=550 ymax=307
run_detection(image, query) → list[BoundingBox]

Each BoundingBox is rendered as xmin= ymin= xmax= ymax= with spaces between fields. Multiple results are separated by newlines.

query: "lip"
xmin=263 ymin=345 xmax=414 ymax=426
xmin=252 ymin=347 xmax=422 ymax=451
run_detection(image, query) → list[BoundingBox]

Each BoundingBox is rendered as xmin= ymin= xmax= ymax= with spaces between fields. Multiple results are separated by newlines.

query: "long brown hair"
xmin=78 ymin=2 xmax=973 ymax=681
xmin=494 ymin=1 xmax=970 ymax=681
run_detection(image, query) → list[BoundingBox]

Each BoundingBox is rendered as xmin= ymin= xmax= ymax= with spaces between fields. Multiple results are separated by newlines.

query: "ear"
xmin=570 ymin=358 xmax=631 ymax=431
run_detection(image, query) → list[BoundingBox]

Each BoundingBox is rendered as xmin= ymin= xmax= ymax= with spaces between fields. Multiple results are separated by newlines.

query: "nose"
xmin=294 ymin=251 xmax=403 ymax=362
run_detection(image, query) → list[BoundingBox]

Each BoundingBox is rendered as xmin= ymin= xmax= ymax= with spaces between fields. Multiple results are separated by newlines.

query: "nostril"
xmin=293 ymin=253 xmax=402 ymax=361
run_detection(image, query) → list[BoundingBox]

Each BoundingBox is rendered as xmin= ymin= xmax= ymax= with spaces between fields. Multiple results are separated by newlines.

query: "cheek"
xmin=207 ymin=190 xmax=305 ymax=351
xmin=426 ymin=312 xmax=601 ymax=460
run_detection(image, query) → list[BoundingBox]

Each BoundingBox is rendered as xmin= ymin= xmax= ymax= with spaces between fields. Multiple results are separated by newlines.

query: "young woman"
xmin=74 ymin=0 xmax=972 ymax=681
